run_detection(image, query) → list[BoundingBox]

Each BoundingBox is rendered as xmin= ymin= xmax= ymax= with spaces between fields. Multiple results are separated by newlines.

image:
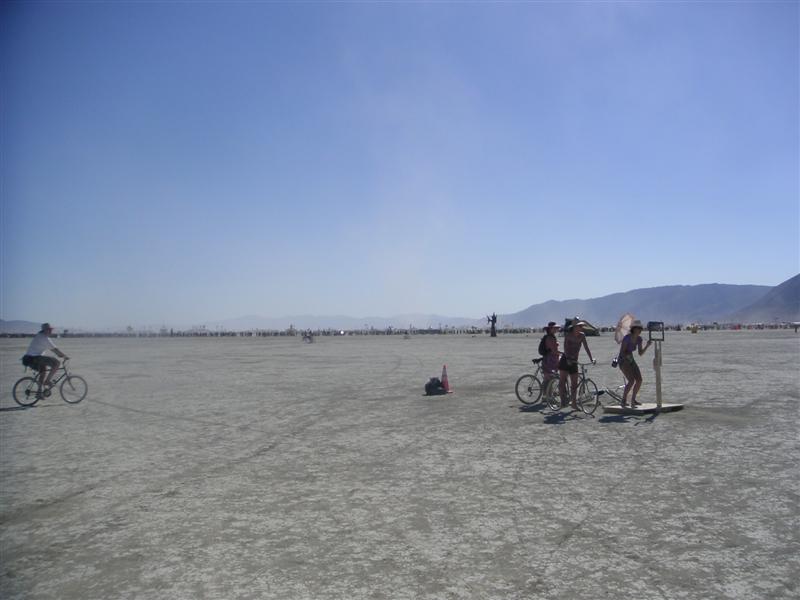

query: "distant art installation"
xmin=487 ymin=313 xmax=497 ymax=337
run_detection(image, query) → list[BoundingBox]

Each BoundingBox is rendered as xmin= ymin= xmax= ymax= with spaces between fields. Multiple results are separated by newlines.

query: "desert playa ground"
xmin=1 ymin=330 xmax=798 ymax=599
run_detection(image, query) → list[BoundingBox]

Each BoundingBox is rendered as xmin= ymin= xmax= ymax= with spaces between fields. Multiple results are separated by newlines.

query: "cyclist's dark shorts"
xmin=24 ymin=355 xmax=58 ymax=371
xmin=558 ymin=355 xmax=579 ymax=375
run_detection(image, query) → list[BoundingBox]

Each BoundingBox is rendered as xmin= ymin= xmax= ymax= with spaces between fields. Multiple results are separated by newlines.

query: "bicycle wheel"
xmin=60 ymin=375 xmax=88 ymax=404
xmin=545 ymin=378 xmax=564 ymax=411
xmin=515 ymin=374 xmax=542 ymax=405
xmin=13 ymin=377 xmax=40 ymax=407
xmin=578 ymin=378 xmax=600 ymax=415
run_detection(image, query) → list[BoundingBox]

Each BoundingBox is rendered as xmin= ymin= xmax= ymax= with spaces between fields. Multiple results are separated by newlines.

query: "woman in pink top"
xmin=542 ymin=321 xmax=560 ymax=382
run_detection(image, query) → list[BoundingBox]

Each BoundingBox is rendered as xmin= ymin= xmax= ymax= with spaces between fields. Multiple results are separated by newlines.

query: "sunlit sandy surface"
xmin=1 ymin=331 xmax=798 ymax=599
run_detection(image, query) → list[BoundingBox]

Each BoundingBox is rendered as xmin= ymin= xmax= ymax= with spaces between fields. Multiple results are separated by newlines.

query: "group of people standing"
xmin=539 ymin=318 xmax=652 ymax=408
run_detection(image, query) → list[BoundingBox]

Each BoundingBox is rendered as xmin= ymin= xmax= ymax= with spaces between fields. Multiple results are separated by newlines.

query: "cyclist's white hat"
xmin=630 ymin=320 xmax=644 ymax=330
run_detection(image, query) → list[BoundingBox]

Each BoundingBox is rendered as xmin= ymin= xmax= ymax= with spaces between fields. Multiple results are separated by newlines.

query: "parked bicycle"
xmin=543 ymin=360 xmax=601 ymax=415
xmin=515 ymin=358 xmax=557 ymax=406
xmin=12 ymin=358 xmax=88 ymax=407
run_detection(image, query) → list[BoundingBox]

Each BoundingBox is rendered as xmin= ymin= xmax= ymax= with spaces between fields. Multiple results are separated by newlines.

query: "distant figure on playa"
xmin=22 ymin=323 xmax=69 ymax=390
xmin=487 ymin=313 xmax=497 ymax=337
xmin=540 ymin=321 xmax=560 ymax=383
xmin=617 ymin=320 xmax=652 ymax=407
xmin=559 ymin=320 xmax=595 ymax=410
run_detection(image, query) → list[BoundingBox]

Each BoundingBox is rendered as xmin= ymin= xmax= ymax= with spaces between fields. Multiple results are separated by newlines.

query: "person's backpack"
xmin=425 ymin=377 xmax=447 ymax=396
xmin=538 ymin=335 xmax=550 ymax=356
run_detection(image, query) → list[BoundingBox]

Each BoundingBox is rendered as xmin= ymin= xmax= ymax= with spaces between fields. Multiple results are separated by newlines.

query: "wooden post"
xmin=654 ymin=341 xmax=663 ymax=408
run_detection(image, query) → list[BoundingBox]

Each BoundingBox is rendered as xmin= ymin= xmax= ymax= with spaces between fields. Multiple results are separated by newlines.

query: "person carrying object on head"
xmin=22 ymin=323 xmax=69 ymax=391
xmin=617 ymin=320 xmax=652 ymax=407
xmin=559 ymin=320 xmax=595 ymax=410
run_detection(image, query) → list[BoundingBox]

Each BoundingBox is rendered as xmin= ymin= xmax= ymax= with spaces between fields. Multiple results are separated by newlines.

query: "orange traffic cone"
xmin=441 ymin=365 xmax=451 ymax=393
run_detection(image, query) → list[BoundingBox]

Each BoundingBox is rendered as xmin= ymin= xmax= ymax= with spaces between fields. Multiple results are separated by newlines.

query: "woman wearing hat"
xmin=617 ymin=320 xmax=652 ymax=407
xmin=559 ymin=320 xmax=595 ymax=410
xmin=541 ymin=322 xmax=560 ymax=382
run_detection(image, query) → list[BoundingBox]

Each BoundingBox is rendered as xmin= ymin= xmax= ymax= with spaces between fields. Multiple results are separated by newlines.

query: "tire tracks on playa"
xmin=535 ymin=464 xmax=650 ymax=596
xmin=0 ymin=377 xmax=348 ymax=536
xmin=1 ymin=348 xmax=421 ymax=545
xmin=215 ymin=347 xmax=430 ymax=593
xmin=531 ymin=412 xmax=665 ymax=587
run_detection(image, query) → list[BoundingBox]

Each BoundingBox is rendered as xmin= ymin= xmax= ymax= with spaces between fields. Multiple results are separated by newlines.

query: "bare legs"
xmin=37 ymin=360 xmax=59 ymax=390
xmin=620 ymin=368 xmax=642 ymax=406
xmin=559 ymin=370 xmax=580 ymax=410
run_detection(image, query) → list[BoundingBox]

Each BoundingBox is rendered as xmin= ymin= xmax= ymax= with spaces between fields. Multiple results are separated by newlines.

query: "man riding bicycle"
xmin=22 ymin=323 xmax=69 ymax=390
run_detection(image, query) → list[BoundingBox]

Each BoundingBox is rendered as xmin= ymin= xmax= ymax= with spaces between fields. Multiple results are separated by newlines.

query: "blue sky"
xmin=1 ymin=1 xmax=798 ymax=329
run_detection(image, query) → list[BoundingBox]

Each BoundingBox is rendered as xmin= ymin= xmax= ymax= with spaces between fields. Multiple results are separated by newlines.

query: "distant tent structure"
xmin=563 ymin=316 xmax=600 ymax=336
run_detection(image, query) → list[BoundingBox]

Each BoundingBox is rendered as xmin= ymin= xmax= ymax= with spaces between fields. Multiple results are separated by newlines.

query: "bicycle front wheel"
xmin=13 ymin=377 xmax=40 ymax=407
xmin=60 ymin=375 xmax=88 ymax=404
xmin=515 ymin=374 xmax=542 ymax=405
xmin=545 ymin=378 xmax=564 ymax=411
xmin=578 ymin=378 xmax=600 ymax=415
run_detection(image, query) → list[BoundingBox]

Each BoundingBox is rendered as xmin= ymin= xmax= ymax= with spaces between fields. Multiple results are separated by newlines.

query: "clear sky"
xmin=1 ymin=1 xmax=798 ymax=329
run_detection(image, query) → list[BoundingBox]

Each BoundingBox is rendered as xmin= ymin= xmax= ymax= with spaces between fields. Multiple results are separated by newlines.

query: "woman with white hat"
xmin=617 ymin=320 xmax=652 ymax=407
xmin=541 ymin=321 xmax=561 ymax=382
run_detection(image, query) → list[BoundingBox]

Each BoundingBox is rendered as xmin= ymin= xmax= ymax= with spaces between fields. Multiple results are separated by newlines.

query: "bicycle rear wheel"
xmin=13 ymin=377 xmax=40 ymax=407
xmin=515 ymin=374 xmax=542 ymax=405
xmin=545 ymin=378 xmax=564 ymax=411
xmin=60 ymin=375 xmax=88 ymax=404
xmin=578 ymin=378 xmax=600 ymax=415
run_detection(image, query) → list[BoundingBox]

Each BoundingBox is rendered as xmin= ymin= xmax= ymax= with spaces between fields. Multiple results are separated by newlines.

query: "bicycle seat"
xmin=532 ymin=358 xmax=543 ymax=364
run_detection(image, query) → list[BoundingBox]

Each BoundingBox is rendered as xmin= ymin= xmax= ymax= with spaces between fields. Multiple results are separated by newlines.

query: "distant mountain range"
xmin=180 ymin=274 xmax=800 ymax=330
xmin=0 ymin=320 xmax=44 ymax=335
xmin=500 ymin=275 xmax=799 ymax=327
xmin=2 ymin=274 xmax=797 ymax=333
xmin=727 ymin=274 xmax=800 ymax=324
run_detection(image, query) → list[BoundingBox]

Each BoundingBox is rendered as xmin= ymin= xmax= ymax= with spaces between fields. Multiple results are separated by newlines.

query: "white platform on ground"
xmin=602 ymin=402 xmax=685 ymax=415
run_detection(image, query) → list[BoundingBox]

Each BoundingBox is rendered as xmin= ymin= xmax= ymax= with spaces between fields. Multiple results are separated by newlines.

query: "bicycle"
xmin=12 ymin=358 xmax=88 ymax=407
xmin=597 ymin=383 xmax=628 ymax=407
xmin=598 ymin=375 xmax=643 ymax=409
xmin=543 ymin=360 xmax=601 ymax=415
xmin=515 ymin=358 xmax=558 ymax=406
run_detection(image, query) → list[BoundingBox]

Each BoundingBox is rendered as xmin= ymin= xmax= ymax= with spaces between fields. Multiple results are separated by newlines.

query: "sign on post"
xmin=648 ymin=322 xmax=665 ymax=408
